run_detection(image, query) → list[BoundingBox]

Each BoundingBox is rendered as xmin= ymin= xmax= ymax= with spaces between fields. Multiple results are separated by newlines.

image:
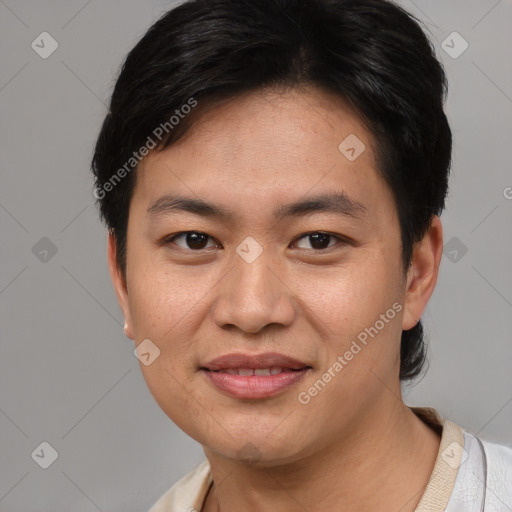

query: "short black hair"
xmin=91 ymin=0 xmax=452 ymax=381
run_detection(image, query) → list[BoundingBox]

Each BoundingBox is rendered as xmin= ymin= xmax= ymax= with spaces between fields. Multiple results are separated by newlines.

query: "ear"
xmin=402 ymin=216 xmax=443 ymax=331
xmin=107 ymin=231 xmax=134 ymax=339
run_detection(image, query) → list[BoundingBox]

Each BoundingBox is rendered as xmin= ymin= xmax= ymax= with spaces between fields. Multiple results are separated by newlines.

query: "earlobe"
xmin=124 ymin=322 xmax=132 ymax=339
xmin=402 ymin=216 xmax=443 ymax=331
xmin=107 ymin=231 xmax=135 ymax=340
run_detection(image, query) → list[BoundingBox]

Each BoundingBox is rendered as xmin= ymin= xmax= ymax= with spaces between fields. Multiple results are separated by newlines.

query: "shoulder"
xmin=410 ymin=407 xmax=512 ymax=511
xmin=148 ymin=460 xmax=211 ymax=512
xmin=480 ymin=437 xmax=512 ymax=508
xmin=449 ymin=431 xmax=512 ymax=511
xmin=481 ymin=436 xmax=512 ymax=466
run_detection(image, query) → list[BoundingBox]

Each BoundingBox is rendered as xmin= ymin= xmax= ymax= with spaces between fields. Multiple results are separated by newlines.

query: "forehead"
xmin=133 ymin=86 xmax=393 ymax=222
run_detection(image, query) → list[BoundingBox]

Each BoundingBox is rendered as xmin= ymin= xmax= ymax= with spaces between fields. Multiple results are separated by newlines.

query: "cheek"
xmin=139 ymin=363 xmax=209 ymax=445
xmin=127 ymin=253 xmax=211 ymax=338
xmin=291 ymin=251 xmax=404 ymax=391
xmin=291 ymin=252 xmax=403 ymax=335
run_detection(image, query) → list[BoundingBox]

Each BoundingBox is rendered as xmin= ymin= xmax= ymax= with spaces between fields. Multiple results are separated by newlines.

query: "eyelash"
xmin=162 ymin=231 xmax=349 ymax=252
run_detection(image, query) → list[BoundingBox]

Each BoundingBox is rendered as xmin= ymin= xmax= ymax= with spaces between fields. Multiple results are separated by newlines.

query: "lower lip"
xmin=202 ymin=369 xmax=309 ymax=399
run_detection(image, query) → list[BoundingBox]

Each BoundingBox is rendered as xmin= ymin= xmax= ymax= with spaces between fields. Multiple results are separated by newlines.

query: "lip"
xmin=200 ymin=352 xmax=312 ymax=400
xmin=202 ymin=352 xmax=309 ymax=371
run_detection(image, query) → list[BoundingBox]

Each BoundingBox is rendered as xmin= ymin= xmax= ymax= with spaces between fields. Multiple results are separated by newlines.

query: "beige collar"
xmin=410 ymin=407 xmax=465 ymax=511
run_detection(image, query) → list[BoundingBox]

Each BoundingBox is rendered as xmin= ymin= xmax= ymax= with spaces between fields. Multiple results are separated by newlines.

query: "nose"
xmin=212 ymin=248 xmax=296 ymax=334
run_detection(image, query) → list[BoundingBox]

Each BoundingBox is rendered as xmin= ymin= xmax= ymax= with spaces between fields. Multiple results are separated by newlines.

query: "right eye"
xmin=163 ymin=231 xmax=220 ymax=251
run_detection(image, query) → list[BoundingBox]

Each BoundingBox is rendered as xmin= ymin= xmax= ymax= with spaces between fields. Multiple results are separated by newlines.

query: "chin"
xmin=201 ymin=429 xmax=311 ymax=468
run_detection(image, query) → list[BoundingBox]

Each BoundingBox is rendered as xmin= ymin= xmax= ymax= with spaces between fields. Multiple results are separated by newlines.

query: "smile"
xmin=200 ymin=352 xmax=312 ymax=399
xmin=210 ymin=367 xmax=303 ymax=375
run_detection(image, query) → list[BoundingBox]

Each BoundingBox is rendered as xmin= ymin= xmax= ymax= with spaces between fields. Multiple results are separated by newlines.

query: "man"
xmin=91 ymin=0 xmax=512 ymax=510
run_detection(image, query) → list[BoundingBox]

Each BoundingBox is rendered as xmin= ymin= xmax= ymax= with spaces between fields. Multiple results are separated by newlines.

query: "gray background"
xmin=0 ymin=0 xmax=511 ymax=510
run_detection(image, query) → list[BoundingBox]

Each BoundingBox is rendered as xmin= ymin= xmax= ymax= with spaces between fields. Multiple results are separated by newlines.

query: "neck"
xmin=203 ymin=399 xmax=441 ymax=512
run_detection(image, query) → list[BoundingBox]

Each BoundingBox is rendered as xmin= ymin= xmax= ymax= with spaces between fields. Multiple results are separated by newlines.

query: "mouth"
xmin=200 ymin=352 xmax=312 ymax=399
xmin=206 ymin=367 xmax=305 ymax=376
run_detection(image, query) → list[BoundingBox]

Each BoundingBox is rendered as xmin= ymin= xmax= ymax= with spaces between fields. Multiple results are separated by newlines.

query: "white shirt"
xmin=149 ymin=407 xmax=512 ymax=511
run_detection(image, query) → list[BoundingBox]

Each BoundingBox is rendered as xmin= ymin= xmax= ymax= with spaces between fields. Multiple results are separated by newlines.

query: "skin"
xmin=108 ymin=85 xmax=444 ymax=511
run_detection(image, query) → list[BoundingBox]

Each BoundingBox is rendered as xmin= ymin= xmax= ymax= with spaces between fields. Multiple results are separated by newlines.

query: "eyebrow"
xmin=147 ymin=191 xmax=367 ymax=222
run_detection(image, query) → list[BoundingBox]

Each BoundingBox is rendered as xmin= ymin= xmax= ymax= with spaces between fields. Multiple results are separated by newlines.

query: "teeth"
xmin=216 ymin=367 xmax=288 ymax=375
xmin=254 ymin=368 xmax=271 ymax=376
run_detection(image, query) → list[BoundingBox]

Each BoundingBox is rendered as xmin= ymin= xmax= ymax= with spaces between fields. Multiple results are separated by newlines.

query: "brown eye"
xmin=167 ymin=231 xmax=218 ymax=250
xmin=294 ymin=232 xmax=343 ymax=250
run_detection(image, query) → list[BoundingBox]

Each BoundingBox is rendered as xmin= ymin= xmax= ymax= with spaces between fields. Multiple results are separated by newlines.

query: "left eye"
xmin=293 ymin=232 xmax=342 ymax=250
xmin=164 ymin=231 xmax=345 ymax=252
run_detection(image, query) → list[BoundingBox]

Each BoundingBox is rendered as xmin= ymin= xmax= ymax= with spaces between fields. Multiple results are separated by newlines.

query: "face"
xmin=109 ymin=86 xmax=440 ymax=466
